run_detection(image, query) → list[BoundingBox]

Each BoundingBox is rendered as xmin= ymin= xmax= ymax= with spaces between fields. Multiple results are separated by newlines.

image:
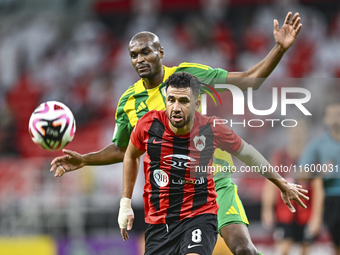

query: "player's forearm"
xmin=122 ymin=156 xmax=139 ymax=199
xmin=227 ymin=44 xmax=285 ymax=91
xmin=310 ymin=178 xmax=324 ymax=221
xmin=234 ymin=139 xmax=287 ymax=186
xmin=248 ymin=43 xmax=285 ymax=80
xmin=83 ymin=144 xmax=126 ymax=166
xmin=268 ymin=176 xmax=290 ymax=192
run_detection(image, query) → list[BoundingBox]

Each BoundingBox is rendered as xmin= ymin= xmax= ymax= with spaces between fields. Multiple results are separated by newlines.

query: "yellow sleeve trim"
xmin=178 ymin=62 xmax=209 ymax=71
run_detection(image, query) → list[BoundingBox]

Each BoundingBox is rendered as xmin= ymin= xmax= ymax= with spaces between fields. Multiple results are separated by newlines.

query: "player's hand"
xmin=280 ymin=183 xmax=309 ymax=212
xmin=273 ymin=12 xmax=302 ymax=52
xmin=118 ymin=197 xmax=134 ymax=241
xmin=50 ymin=149 xmax=85 ymax=177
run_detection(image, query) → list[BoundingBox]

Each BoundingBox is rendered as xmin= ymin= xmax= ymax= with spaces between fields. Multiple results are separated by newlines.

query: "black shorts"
xmin=324 ymin=196 xmax=340 ymax=247
xmin=145 ymin=213 xmax=218 ymax=255
xmin=273 ymin=222 xmax=316 ymax=243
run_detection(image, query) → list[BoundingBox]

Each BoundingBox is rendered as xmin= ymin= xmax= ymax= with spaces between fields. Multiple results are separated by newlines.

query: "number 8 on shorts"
xmin=192 ymin=229 xmax=202 ymax=243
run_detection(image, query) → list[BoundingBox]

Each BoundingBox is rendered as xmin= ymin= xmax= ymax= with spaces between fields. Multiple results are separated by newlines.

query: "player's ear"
xmin=159 ymin=47 xmax=164 ymax=58
xmin=195 ymin=99 xmax=201 ymax=111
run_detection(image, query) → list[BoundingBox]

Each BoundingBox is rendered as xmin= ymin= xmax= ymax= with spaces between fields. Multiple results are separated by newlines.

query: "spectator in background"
xmin=299 ymin=101 xmax=340 ymax=255
xmin=262 ymin=120 xmax=324 ymax=255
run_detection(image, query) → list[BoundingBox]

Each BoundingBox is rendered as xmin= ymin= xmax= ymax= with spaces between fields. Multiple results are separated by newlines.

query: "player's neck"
xmin=143 ymin=69 xmax=164 ymax=89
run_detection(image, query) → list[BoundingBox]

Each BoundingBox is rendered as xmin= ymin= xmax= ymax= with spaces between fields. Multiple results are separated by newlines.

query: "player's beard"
xmin=167 ymin=111 xmax=194 ymax=129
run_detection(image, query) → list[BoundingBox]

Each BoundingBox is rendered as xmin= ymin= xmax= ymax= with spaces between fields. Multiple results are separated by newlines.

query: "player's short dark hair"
xmin=165 ymin=72 xmax=200 ymax=99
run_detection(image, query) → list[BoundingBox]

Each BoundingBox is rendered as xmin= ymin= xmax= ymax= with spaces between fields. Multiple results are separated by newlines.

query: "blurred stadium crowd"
xmin=0 ymin=0 xmax=339 ymax=254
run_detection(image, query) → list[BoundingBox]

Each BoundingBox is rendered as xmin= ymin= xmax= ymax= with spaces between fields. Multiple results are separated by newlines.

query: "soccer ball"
xmin=28 ymin=101 xmax=76 ymax=150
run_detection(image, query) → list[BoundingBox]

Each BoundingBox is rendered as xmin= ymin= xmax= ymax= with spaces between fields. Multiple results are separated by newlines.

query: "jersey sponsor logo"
xmin=172 ymin=176 xmax=205 ymax=185
xmin=193 ymin=135 xmax=206 ymax=151
xmin=163 ymin=154 xmax=196 ymax=169
xmin=226 ymin=205 xmax=238 ymax=215
xmin=153 ymin=169 xmax=169 ymax=187
xmin=187 ymin=244 xmax=203 ymax=249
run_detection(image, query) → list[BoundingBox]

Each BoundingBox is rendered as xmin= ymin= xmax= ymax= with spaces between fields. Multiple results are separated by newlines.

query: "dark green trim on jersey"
xmin=135 ymin=90 xmax=150 ymax=119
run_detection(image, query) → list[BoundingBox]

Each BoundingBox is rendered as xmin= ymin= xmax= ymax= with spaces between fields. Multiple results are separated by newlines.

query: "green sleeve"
xmin=175 ymin=63 xmax=228 ymax=90
xmin=112 ymin=117 xmax=133 ymax=148
xmin=112 ymin=94 xmax=134 ymax=148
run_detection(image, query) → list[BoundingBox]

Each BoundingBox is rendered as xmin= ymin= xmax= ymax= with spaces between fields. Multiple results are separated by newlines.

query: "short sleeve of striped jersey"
xmin=175 ymin=62 xmax=228 ymax=89
xmin=211 ymin=117 xmax=242 ymax=154
xmin=130 ymin=113 xmax=149 ymax=151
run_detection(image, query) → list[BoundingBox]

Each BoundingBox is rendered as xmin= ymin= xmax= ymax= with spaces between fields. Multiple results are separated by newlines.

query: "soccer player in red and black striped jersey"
xmin=118 ymin=72 xmax=309 ymax=255
xmin=51 ymin=12 xmax=303 ymax=255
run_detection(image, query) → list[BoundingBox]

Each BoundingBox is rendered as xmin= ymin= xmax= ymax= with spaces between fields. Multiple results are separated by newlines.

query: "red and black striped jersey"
xmin=131 ymin=110 xmax=242 ymax=224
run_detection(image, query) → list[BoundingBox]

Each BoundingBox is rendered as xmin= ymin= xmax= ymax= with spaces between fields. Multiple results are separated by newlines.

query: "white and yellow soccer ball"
xmin=28 ymin=101 xmax=76 ymax=150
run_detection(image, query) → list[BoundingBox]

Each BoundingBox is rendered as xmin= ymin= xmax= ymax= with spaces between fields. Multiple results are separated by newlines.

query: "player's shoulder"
xmin=206 ymin=114 xmax=235 ymax=134
xmin=123 ymin=79 xmax=143 ymax=96
xmin=116 ymin=81 xmax=138 ymax=104
xmin=140 ymin=110 xmax=165 ymax=122
xmin=133 ymin=110 xmax=158 ymax=133
xmin=195 ymin=112 xmax=221 ymax=127
xmin=206 ymin=114 xmax=227 ymax=126
xmin=164 ymin=65 xmax=178 ymax=74
xmin=177 ymin=62 xmax=210 ymax=71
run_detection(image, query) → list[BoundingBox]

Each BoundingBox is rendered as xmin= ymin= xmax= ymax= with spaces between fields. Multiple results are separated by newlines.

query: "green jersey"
xmin=113 ymin=62 xmax=228 ymax=147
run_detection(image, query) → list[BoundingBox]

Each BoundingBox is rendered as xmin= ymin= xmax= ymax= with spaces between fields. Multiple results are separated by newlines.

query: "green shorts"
xmin=215 ymin=177 xmax=249 ymax=235
xmin=212 ymin=148 xmax=249 ymax=234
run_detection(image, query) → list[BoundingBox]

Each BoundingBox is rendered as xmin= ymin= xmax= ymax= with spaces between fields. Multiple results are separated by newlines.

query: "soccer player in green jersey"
xmin=51 ymin=12 xmax=302 ymax=255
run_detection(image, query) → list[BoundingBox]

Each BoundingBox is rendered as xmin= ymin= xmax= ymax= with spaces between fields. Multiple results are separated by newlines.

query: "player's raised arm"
xmin=50 ymin=144 xmax=126 ymax=177
xmin=233 ymin=139 xmax=309 ymax=213
xmin=118 ymin=140 xmax=145 ymax=241
xmin=227 ymin=12 xmax=302 ymax=91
